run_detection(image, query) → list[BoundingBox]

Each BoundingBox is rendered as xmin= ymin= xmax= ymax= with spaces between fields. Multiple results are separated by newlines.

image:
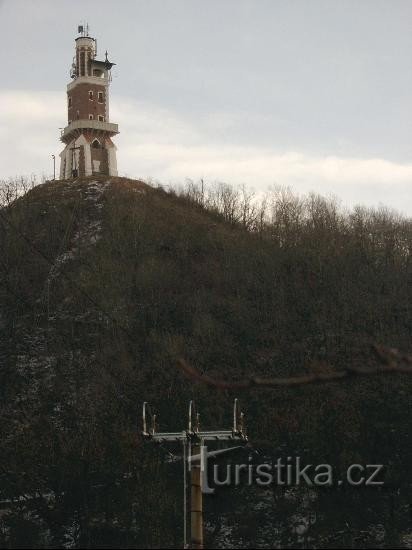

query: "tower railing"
xmin=60 ymin=120 xmax=119 ymax=141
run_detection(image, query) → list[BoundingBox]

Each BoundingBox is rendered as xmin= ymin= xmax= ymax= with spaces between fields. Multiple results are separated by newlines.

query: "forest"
xmin=0 ymin=175 xmax=411 ymax=548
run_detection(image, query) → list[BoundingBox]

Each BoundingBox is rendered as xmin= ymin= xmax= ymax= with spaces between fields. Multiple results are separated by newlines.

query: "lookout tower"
xmin=59 ymin=25 xmax=119 ymax=179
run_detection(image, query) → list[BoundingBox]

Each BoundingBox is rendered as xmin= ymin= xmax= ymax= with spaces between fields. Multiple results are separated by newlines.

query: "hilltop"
xmin=1 ymin=176 xmax=411 ymax=548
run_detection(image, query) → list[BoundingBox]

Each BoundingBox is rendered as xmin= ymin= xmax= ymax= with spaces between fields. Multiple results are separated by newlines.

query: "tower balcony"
xmin=61 ymin=119 xmax=119 ymax=143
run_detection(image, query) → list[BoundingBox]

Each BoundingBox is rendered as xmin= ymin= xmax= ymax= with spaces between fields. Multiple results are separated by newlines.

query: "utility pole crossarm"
xmin=144 ymin=430 xmax=246 ymax=443
xmin=141 ymin=399 xmax=247 ymax=443
xmin=191 ymin=429 xmax=245 ymax=441
xmin=144 ymin=431 xmax=187 ymax=442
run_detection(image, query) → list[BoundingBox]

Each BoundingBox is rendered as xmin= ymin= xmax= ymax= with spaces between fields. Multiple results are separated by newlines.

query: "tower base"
xmin=59 ymin=133 xmax=118 ymax=179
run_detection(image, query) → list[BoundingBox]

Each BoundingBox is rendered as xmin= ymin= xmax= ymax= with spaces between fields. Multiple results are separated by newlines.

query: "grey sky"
xmin=1 ymin=0 xmax=411 ymax=213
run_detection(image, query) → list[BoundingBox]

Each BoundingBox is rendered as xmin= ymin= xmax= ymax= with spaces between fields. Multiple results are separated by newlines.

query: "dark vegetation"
xmin=0 ymin=175 xmax=411 ymax=547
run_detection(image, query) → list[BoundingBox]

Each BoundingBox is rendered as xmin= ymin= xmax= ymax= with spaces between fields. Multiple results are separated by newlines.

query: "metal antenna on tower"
xmin=142 ymin=399 xmax=248 ymax=549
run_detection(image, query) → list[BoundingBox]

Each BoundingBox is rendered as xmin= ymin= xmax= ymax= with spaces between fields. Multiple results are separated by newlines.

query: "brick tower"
xmin=59 ymin=25 xmax=119 ymax=179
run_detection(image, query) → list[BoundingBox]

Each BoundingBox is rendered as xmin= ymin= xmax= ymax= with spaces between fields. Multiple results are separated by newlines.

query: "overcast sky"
xmin=1 ymin=0 xmax=411 ymax=213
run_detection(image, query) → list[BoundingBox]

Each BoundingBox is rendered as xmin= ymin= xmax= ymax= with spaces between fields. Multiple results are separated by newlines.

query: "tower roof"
xmin=75 ymin=35 xmax=95 ymax=41
xmin=91 ymin=58 xmax=115 ymax=71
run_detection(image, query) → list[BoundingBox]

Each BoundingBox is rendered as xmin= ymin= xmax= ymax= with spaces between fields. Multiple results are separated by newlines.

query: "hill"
xmin=0 ymin=176 xmax=411 ymax=548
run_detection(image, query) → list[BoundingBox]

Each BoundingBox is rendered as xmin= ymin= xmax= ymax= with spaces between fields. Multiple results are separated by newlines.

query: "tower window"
xmin=98 ymin=91 xmax=104 ymax=103
xmin=89 ymin=114 xmax=94 ymax=120
xmin=98 ymin=115 xmax=105 ymax=122
xmin=88 ymin=90 xmax=94 ymax=100
xmin=80 ymin=51 xmax=86 ymax=76
xmin=92 ymin=139 xmax=101 ymax=148
xmin=68 ymin=96 xmax=72 ymax=107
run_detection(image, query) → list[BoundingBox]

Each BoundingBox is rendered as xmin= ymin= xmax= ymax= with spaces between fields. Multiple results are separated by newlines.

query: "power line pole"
xmin=142 ymin=399 xmax=248 ymax=549
xmin=190 ymin=440 xmax=202 ymax=549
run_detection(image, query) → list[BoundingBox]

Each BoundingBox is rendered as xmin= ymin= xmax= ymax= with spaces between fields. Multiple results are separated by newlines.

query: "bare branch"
xmin=176 ymin=345 xmax=412 ymax=390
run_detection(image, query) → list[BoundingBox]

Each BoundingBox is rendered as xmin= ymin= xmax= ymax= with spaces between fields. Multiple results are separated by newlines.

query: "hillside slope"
xmin=0 ymin=176 xmax=411 ymax=548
